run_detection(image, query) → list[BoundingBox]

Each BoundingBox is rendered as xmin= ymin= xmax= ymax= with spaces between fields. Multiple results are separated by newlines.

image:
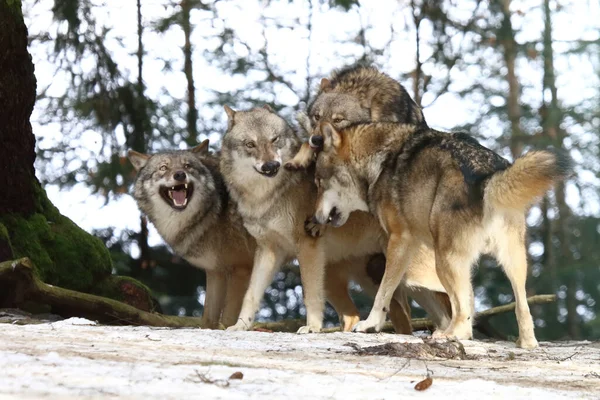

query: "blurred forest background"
xmin=23 ymin=0 xmax=599 ymax=340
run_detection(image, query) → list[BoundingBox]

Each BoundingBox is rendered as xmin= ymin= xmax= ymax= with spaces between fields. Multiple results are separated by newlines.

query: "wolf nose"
xmin=309 ymin=135 xmax=324 ymax=149
xmin=173 ymin=171 xmax=187 ymax=182
xmin=261 ymin=161 xmax=281 ymax=173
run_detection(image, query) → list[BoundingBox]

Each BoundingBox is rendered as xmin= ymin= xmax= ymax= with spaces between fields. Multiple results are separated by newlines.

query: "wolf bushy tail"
xmin=484 ymin=150 xmax=571 ymax=211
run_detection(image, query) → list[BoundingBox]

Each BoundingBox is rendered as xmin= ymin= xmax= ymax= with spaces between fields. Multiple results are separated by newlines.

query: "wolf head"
xmin=220 ymin=105 xmax=301 ymax=186
xmin=128 ymin=140 xmax=226 ymax=236
xmin=305 ymin=65 xmax=426 ymax=149
xmin=312 ymin=123 xmax=369 ymax=227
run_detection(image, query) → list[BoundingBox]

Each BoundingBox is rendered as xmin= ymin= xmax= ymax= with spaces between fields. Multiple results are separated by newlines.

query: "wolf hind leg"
xmin=492 ymin=216 xmax=538 ymax=349
xmin=221 ymin=266 xmax=252 ymax=328
xmin=431 ymin=245 xmax=478 ymax=341
xmin=324 ymin=261 xmax=360 ymax=332
xmin=202 ymin=271 xmax=227 ymax=329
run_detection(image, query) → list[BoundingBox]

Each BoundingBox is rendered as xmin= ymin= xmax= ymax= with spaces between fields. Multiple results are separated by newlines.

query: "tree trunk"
xmin=182 ymin=0 xmax=198 ymax=145
xmin=411 ymin=0 xmax=423 ymax=107
xmin=541 ymin=0 xmax=579 ymax=339
xmin=497 ymin=0 xmax=524 ymax=158
xmin=133 ymin=0 xmax=151 ymax=276
xmin=0 ymin=0 xmax=155 ymax=312
xmin=0 ymin=3 xmax=38 ymax=220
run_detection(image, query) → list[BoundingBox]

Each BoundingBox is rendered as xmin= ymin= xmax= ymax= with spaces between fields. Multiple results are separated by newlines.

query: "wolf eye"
xmin=245 ymin=141 xmax=256 ymax=149
xmin=333 ymin=117 xmax=344 ymax=124
xmin=183 ymin=163 xmax=191 ymax=169
xmin=159 ymin=165 xmax=167 ymax=171
xmin=271 ymin=136 xmax=279 ymax=143
xmin=313 ymin=114 xmax=320 ymax=121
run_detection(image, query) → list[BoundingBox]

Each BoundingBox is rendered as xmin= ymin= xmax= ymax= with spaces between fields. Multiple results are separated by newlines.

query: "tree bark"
xmin=497 ymin=0 xmax=524 ymax=158
xmin=541 ymin=0 xmax=579 ymax=339
xmin=182 ymin=0 xmax=198 ymax=145
xmin=0 ymin=2 xmax=38 ymax=218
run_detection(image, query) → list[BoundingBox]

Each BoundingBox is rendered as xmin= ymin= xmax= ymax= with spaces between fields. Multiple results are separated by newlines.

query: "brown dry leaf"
xmin=229 ymin=371 xmax=244 ymax=380
xmin=414 ymin=376 xmax=433 ymax=391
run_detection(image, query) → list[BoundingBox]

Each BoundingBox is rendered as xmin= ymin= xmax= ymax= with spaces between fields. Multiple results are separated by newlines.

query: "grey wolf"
xmin=285 ymin=64 xmax=426 ymax=170
xmin=127 ymin=142 xmax=411 ymax=331
xmin=128 ymin=142 xmax=256 ymax=329
xmin=312 ymin=121 xmax=571 ymax=349
xmin=219 ymin=106 xmax=451 ymax=333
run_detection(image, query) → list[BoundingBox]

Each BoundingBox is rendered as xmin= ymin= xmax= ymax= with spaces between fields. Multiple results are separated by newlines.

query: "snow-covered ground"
xmin=1 ymin=318 xmax=599 ymax=399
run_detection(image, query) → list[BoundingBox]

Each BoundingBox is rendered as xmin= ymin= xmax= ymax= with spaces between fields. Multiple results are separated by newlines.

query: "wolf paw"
xmin=516 ymin=337 xmax=539 ymax=350
xmin=352 ymin=320 xmax=383 ymax=333
xmin=304 ymin=218 xmax=325 ymax=237
xmin=297 ymin=325 xmax=321 ymax=334
xmin=226 ymin=321 xmax=251 ymax=332
xmin=284 ymin=160 xmax=308 ymax=171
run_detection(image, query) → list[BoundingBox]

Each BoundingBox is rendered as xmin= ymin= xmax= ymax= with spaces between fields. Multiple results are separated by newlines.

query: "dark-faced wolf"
xmin=312 ymin=121 xmax=571 ymax=349
xmin=220 ymin=106 xmax=451 ymax=334
xmin=285 ymin=64 xmax=426 ymax=170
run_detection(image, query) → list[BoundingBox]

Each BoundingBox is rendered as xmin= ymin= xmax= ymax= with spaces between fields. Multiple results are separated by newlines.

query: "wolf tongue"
xmin=171 ymin=189 xmax=186 ymax=206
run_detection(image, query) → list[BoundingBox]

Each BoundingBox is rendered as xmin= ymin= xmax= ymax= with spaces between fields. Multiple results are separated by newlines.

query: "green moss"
xmin=0 ymin=185 xmax=112 ymax=292
xmin=0 ymin=222 xmax=13 ymax=258
xmin=92 ymin=275 xmax=156 ymax=312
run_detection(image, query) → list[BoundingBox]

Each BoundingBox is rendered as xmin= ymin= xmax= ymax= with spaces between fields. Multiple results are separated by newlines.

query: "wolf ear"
xmin=262 ymin=104 xmax=274 ymax=113
xmin=320 ymin=78 xmax=332 ymax=93
xmin=224 ymin=105 xmax=236 ymax=130
xmin=321 ymin=123 xmax=342 ymax=150
xmin=191 ymin=139 xmax=210 ymax=155
xmin=128 ymin=150 xmax=150 ymax=171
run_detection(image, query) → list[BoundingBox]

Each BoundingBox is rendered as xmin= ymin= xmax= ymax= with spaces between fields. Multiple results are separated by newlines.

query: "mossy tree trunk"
xmin=0 ymin=1 xmax=37 ymax=235
xmin=0 ymin=1 xmax=156 ymax=313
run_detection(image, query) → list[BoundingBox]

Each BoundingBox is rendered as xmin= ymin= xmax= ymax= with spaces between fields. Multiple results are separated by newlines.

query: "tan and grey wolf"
xmin=312 ymin=121 xmax=571 ymax=349
xmin=127 ymin=142 xmax=426 ymax=331
xmin=220 ymin=106 xmax=451 ymax=333
xmin=285 ymin=64 xmax=426 ymax=170
xmin=128 ymin=142 xmax=255 ymax=329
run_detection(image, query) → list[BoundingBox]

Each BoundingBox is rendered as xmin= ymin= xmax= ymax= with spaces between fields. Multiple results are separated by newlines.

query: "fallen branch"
xmin=0 ymin=258 xmax=204 ymax=328
xmin=0 ymin=258 xmax=556 ymax=333
xmin=254 ymin=295 xmax=557 ymax=333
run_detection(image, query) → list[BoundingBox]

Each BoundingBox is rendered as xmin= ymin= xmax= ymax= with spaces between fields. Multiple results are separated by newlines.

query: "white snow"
xmin=0 ymin=323 xmax=598 ymax=399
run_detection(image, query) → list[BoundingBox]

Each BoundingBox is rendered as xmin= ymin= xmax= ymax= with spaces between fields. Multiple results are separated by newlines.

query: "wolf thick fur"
xmin=128 ymin=141 xmax=386 ymax=331
xmin=128 ymin=142 xmax=256 ymax=329
xmin=286 ymin=64 xmax=426 ymax=170
xmin=313 ymin=121 xmax=571 ymax=348
xmin=220 ymin=106 xmax=451 ymax=333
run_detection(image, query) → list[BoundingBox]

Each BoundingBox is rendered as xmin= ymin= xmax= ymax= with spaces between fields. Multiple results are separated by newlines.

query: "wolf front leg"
xmin=296 ymin=238 xmax=327 ymax=333
xmin=201 ymin=271 xmax=227 ymax=329
xmin=226 ymin=245 xmax=285 ymax=332
xmin=353 ymin=232 xmax=415 ymax=333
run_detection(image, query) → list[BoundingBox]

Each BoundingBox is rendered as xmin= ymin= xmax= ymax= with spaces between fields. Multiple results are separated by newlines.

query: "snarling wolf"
xmin=285 ymin=64 xmax=426 ymax=170
xmin=312 ymin=121 xmax=571 ymax=349
xmin=127 ymin=142 xmax=420 ymax=331
xmin=220 ymin=106 xmax=451 ymax=333
xmin=128 ymin=142 xmax=256 ymax=329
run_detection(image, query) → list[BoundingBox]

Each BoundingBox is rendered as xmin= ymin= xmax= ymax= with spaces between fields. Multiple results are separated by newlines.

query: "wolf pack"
xmin=128 ymin=65 xmax=570 ymax=349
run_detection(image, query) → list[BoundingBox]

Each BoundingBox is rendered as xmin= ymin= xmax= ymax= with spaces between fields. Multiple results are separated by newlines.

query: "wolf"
xmin=128 ymin=142 xmax=256 ymax=329
xmin=219 ymin=106 xmax=451 ymax=333
xmin=127 ymin=142 xmax=418 ymax=331
xmin=311 ymin=121 xmax=571 ymax=349
xmin=285 ymin=64 xmax=426 ymax=170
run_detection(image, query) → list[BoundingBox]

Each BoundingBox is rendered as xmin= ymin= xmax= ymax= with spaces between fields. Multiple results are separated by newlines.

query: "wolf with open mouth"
xmin=128 ymin=141 xmax=256 ymax=329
